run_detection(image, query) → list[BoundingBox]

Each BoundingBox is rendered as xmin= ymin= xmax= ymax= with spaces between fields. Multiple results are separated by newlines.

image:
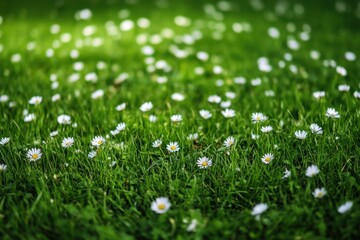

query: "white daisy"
xmin=29 ymin=96 xmax=43 ymax=105
xmin=326 ymin=108 xmax=340 ymax=118
xmin=91 ymin=136 xmax=106 ymax=147
xmin=312 ymin=187 xmax=327 ymax=198
xmin=116 ymin=103 xmax=126 ymax=111
xmin=151 ymin=197 xmax=171 ymax=214
xmin=187 ymin=133 xmax=199 ymax=141
xmin=252 ymin=112 xmax=268 ymax=123
xmin=251 ymin=133 xmax=259 ymax=140
xmin=91 ymin=89 xmax=104 ymax=99
xmin=0 ymin=163 xmax=7 ymax=171
xmin=337 ymin=201 xmax=353 ymax=214
xmin=251 ymin=203 xmax=268 ymax=216
xmin=295 ymin=130 xmax=307 ymax=140
xmin=166 ymin=142 xmax=180 ymax=152
xmin=26 ymin=148 xmax=42 ymax=161
xmin=313 ymin=91 xmax=325 ymax=99
xmin=261 ymin=153 xmax=274 ymax=164
xmin=338 ymin=84 xmax=350 ymax=92
xmin=199 ymin=110 xmax=212 ymax=119
xmin=24 ymin=113 xmax=36 ymax=122
xmin=0 ymin=95 xmax=9 ymax=102
xmin=171 ymin=93 xmax=185 ymax=101
xmin=282 ymin=169 xmax=291 ymax=179
xmin=50 ymin=131 xmax=59 ymax=137
xmin=197 ymin=156 xmax=212 ymax=169
xmin=140 ymin=102 xmax=153 ymax=112
xmin=149 ymin=115 xmax=157 ymax=122
xmin=310 ymin=124 xmax=323 ymax=135
xmin=0 ymin=137 xmax=10 ymax=145
xmin=354 ymin=91 xmax=360 ymax=99
xmin=221 ymin=109 xmax=235 ymax=118
xmin=207 ymin=95 xmax=221 ymax=103
xmin=261 ymin=126 xmax=273 ymax=133
xmin=170 ymin=114 xmax=183 ymax=122
xmin=88 ymin=150 xmax=97 ymax=159
xmin=116 ymin=123 xmax=126 ymax=131
xmin=305 ymin=165 xmax=320 ymax=177
xmin=152 ymin=139 xmax=162 ymax=148
xmin=110 ymin=129 xmax=120 ymax=136
xmin=61 ymin=137 xmax=74 ymax=148
xmin=223 ymin=136 xmax=235 ymax=148
xmin=57 ymin=114 xmax=71 ymax=124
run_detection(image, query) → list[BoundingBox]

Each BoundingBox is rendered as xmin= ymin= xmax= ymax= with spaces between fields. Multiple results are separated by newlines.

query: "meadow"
xmin=1 ymin=0 xmax=360 ymax=239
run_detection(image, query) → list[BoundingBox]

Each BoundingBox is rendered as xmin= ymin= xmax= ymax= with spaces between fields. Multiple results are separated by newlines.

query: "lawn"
xmin=1 ymin=0 xmax=360 ymax=239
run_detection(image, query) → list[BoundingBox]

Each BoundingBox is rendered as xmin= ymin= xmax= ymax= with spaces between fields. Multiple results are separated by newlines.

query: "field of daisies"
xmin=1 ymin=0 xmax=360 ymax=239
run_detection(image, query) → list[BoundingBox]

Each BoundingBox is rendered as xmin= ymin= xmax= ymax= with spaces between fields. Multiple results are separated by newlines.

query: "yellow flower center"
xmin=170 ymin=145 xmax=176 ymax=150
xmin=97 ymin=140 xmax=103 ymax=145
xmin=202 ymin=161 xmax=208 ymax=167
xmin=158 ymin=203 xmax=166 ymax=210
xmin=256 ymin=116 xmax=261 ymax=120
xmin=317 ymin=192 xmax=323 ymax=198
xmin=265 ymin=157 xmax=271 ymax=162
xmin=32 ymin=154 xmax=38 ymax=159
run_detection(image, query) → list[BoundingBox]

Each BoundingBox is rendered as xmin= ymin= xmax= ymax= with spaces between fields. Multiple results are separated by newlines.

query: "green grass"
xmin=1 ymin=0 xmax=360 ymax=239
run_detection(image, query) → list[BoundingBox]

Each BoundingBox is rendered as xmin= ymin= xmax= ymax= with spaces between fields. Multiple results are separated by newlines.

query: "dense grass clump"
xmin=1 ymin=0 xmax=360 ymax=239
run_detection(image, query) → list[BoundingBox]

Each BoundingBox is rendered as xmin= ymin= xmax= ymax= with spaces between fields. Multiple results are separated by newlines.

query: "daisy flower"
xmin=115 ymin=103 xmax=126 ymax=111
xmin=326 ymin=108 xmax=340 ymax=118
xmin=282 ymin=168 xmax=291 ymax=179
xmin=29 ymin=96 xmax=42 ymax=105
xmin=61 ymin=137 xmax=74 ymax=148
xmin=152 ymin=139 xmax=162 ymax=148
xmin=186 ymin=219 xmax=198 ymax=232
xmin=170 ymin=114 xmax=182 ymax=122
xmin=220 ymin=101 xmax=231 ymax=108
xmin=305 ymin=165 xmax=320 ymax=177
xmin=312 ymin=187 xmax=327 ymax=198
xmin=57 ymin=114 xmax=71 ymax=124
xmin=50 ymin=131 xmax=58 ymax=137
xmin=197 ymin=157 xmax=212 ymax=169
xmin=223 ymin=136 xmax=235 ymax=148
xmin=221 ymin=109 xmax=235 ymax=118
xmin=261 ymin=126 xmax=273 ymax=133
xmin=199 ymin=110 xmax=212 ymax=119
xmin=187 ymin=133 xmax=199 ymax=141
xmin=338 ymin=84 xmax=350 ymax=92
xmin=261 ymin=153 xmax=274 ymax=164
xmin=313 ymin=91 xmax=325 ymax=99
xmin=116 ymin=123 xmax=126 ymax=131
xmin=91 ymin=136 xmax=106 ymax=147
xmin=337 ymin=201 xmax=353 ymax=214
xmin=251 ymin=133 xmax=259 ymax=140
xmin=149 ymin=115 xmax=157 ymax=122
xmin=251 ymin=112 xmax=267 ymax=123
xmin=0 ymin=163 xmax=7 ymax=171
xmin=251 ymin=203 xmax=268 ymax=216
xmin=0 ymin=137 xmax=10 ymax=145
xmin=91 ymin=89 xmax=104 ymax=99
xmin=354 ymin=91 xmax=360 ymax=99
xmin=140 ymin=102 xmax=153 ymax=112
xmin=310 ymin=124 xmax=323 ymax=135
xmin=151 ymin=197 xmax=171 ymax=214
xmin=207 ymin=95 xmax=221 ymax=103
xmin=27 ymin=148 xmax=42 ymax=161
xmin=171 ymin=93 xmax=185 ymax=101
xmin=166 ymin=142 xmax=180 ymax=152
xmin=295 ymin=130 xmax=307 ymax=140
xmin=24 ymin=113 xmax=36 ymax=122
xmin=88 ymin=150 xmax=97 ymax=159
